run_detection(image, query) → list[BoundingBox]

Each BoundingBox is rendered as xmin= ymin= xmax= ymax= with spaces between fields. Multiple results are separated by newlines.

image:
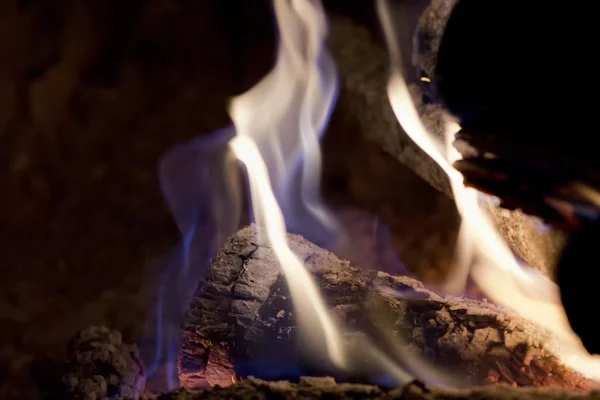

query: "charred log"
xmin=328 ymin=12 xmax=567 ymax=279
xmin=60 ymin=326 xmax=146 ymax=400
xmin=452 ymin=128 xmax=600 ymax=231
xmin=179 ymin=226 xmax=594 ymax=392
xmin=145 ymin=377 xmax=600 ymax=400
xmin=433 ymin=1 xmax=600 ymax=229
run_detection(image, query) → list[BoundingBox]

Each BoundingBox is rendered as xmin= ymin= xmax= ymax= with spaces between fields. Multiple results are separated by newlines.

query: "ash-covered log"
xmin=145 ymin=377 xmax=600 ymax=400
xmin=179 ymin=226 xmax=594 ymax=392
xmin=60 ymin=326 xmax=146 ymax=400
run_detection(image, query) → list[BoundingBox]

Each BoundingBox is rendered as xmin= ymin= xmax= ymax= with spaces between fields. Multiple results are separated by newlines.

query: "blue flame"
xmin=142 ymin=0 xmax=348 ymax=391
xmin=141 ymin=126 xmax=243 ymax=391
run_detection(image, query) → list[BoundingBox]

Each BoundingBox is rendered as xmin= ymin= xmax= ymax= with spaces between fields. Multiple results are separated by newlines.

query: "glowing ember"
xmin=376 ymin=0 xmax=600 ymax=382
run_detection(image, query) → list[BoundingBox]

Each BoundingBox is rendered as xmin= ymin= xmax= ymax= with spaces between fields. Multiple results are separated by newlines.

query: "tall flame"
xmin=228 ymin=0 xmax=345 ymax=369
xmin=376 ymin=0 xmax=600 ymax=381
xmin=153 ymin=0 xmax=417 ymax=388
xmin=227 ymin=1 xmax=424 ymax=385
xmin=229 ymin=0 xmax=339 ymax=244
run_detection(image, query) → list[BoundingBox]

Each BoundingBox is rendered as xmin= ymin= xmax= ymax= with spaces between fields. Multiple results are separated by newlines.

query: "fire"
xmin=229 ymin=135 xmax=345 ymax=367
xmin=154 ymin=0 xmax=600 ymax=390
xmin=376 ymin=0 xmax=600 ymax=382
xmin=228 ymin=0 xmax=345 ymax=370
xmin=227 ymin=0 xmax=414 ymax=385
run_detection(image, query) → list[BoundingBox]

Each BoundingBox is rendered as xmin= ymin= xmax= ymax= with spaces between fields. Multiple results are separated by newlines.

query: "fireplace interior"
xmin=1 ymin=1 xmax=598 ymax=399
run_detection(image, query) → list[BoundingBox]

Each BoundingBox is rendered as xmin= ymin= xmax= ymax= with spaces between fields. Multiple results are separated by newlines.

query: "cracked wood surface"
xmin=178 ymin=226 xmax=594 ymax=392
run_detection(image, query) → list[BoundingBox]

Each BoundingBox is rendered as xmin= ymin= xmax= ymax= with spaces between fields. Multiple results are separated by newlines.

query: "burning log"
xmin=434 ymin=1 xmax=600 ymax=232
xmin=135 ymin=377 xmax=600 ymax=400
xmin=178 ymin=226 xmax=594 ymax=392
xmin=327 ymin=9 xmax=567 ymax=278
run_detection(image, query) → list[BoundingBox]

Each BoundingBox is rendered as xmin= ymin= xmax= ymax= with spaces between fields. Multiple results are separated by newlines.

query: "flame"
xmin=228 ymin=0 xmax=339 ymax=243
xmin=227 ymin=0 xmax=417 ymax=385
xmin=376 ymin=0 xmax=600 ymax=381
xmin=153 ymin=0 xmax=415 ymax=387
xmin=230 ymin=135 xmax=345 ymax=367
xmin=228 ymin=0 xmax=345 ymax=369
xmin=146 ymin=127 xmax=242 ymax=391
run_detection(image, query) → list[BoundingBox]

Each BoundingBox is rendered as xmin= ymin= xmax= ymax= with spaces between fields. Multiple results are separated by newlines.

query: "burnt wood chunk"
xmin=61 ymin=326 xmax=146 ymax=399
xmin=179 ymin=225 xmax=595 ymax=392
xmin=153 ymin=377 xmax=600 ymax=400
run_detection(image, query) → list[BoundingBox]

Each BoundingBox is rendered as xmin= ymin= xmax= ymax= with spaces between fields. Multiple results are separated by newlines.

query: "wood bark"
xmin=147 ymin=377 xmax=600 ymax=400
xmin=328 ymin=8 xmax=567 ymax=278
xmin=178 ymin=226 xmax=594 ymax=392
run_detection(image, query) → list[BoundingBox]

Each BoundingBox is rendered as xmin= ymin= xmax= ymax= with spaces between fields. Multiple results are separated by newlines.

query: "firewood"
xmin=61 ymin=326 xmax=146 ymax=400
xmin=150 ymin=376 xmax=600 ymax=400
xmin=432 ymin=1 xmax=600 ymax=230
xmin=327 ymin=14 xmax=567 ymax=278
xmin=178 ymin=226 xmax=594 ymax=392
